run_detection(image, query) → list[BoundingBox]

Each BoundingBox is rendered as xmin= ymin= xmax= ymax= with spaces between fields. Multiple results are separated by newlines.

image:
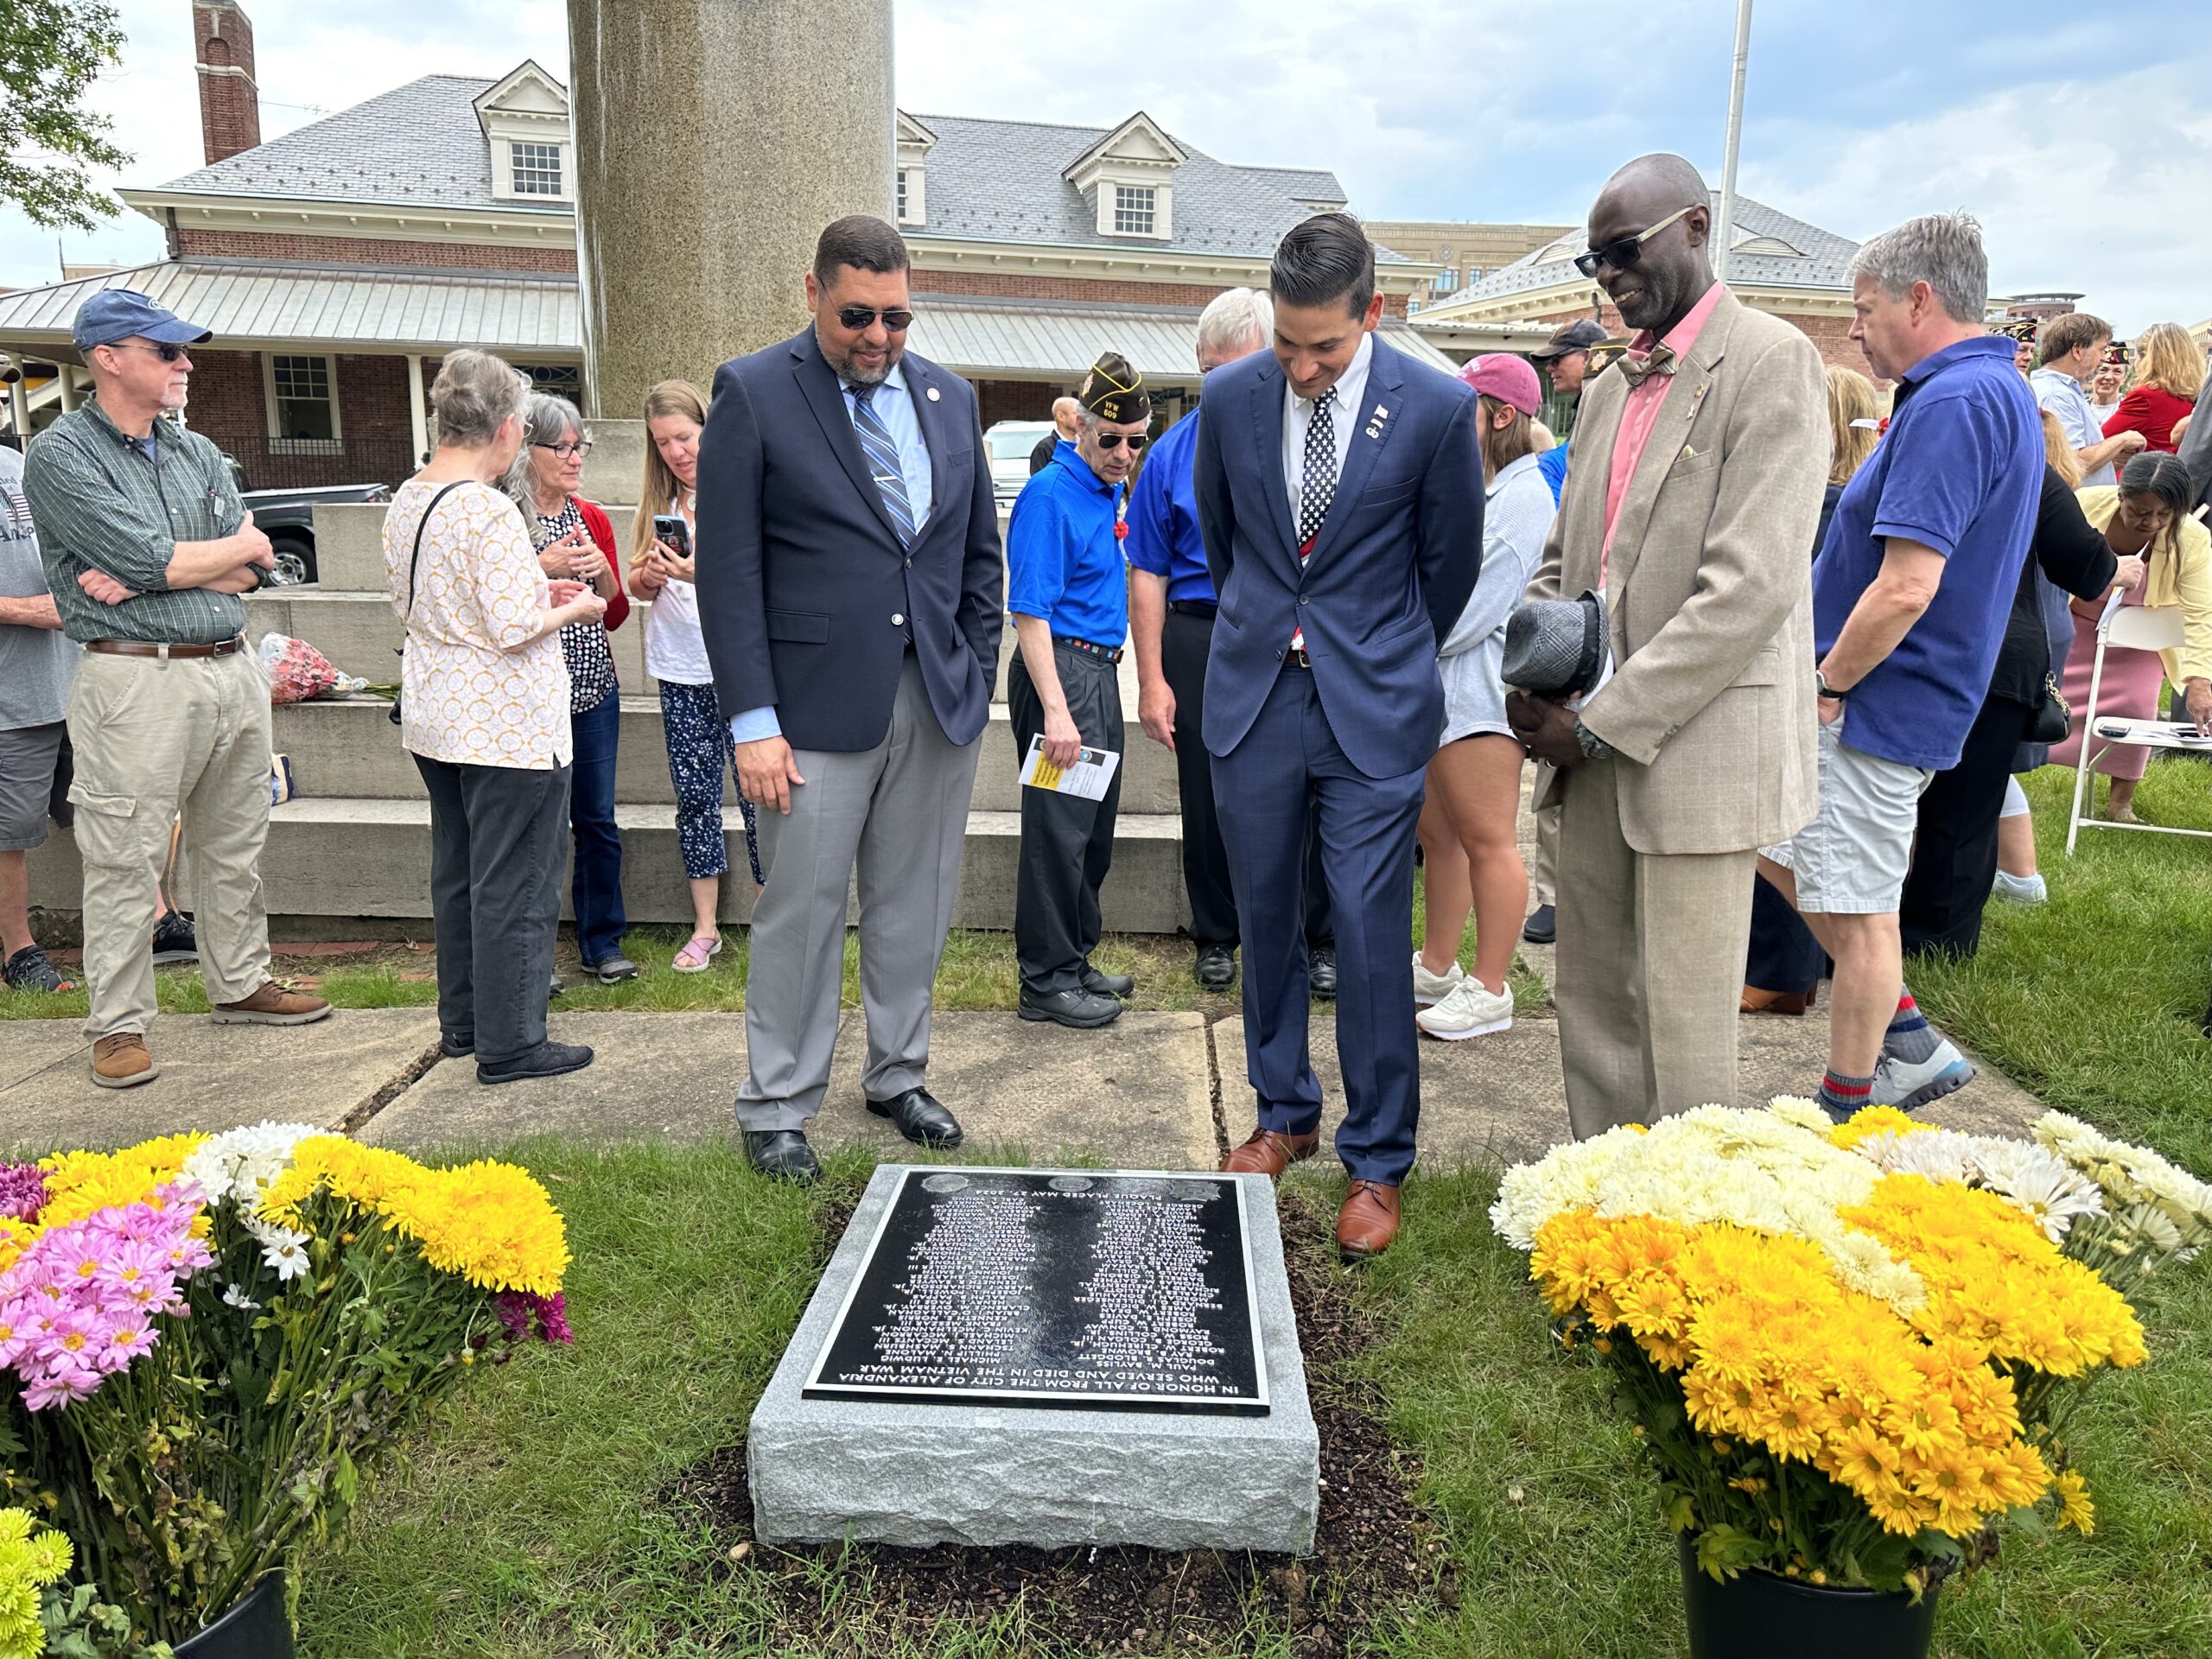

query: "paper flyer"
xmin=1019 ymin=734 xmax=1121 ymax=800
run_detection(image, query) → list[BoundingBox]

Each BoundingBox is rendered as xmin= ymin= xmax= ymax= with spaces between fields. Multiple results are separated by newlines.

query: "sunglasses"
xmin=105 ymin=340 xmax=191 ymax=363
xmin=1573 ymin=203 xmax=1697 ymax=279
xmin=1096 ymin=432 xmax=1148 ymax=451
xmin=837 ymin=306 xmax=913 ymax=332
xmin=533 ymin=441 xmax=594 ymax=460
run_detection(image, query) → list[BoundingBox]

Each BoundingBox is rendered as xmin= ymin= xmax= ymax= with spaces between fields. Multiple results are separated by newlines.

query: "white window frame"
xmin=1112 ymin=183 xmax=1157 ymax=236
xmin=262 ymin=352 xmax=342 ymax=448
xmin=895 ymin=165 xmax=926 ymax=227
xmin=510 ymin=139 xmax=563 ymax=197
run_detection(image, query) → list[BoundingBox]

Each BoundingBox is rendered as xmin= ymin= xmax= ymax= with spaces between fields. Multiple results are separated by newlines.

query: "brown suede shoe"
xmin=1221 ymin=1126 xmax=1320 ymax=1179
xmin=210 ymin=982 xmax=333 ymax=1026
xmin=91 ymin=1032 xmax=157 ymax=1090
xmin=1336 ymin=1180 xmax=1402 ymax=1261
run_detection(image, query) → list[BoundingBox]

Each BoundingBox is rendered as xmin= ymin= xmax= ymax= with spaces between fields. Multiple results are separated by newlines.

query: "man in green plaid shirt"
xmin=23 ymin=289 xmax=329 ymax=1089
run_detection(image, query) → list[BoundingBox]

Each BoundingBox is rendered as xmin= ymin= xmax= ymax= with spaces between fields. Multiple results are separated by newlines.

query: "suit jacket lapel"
xmin=905 ymin=358 xmax=955 ymax=540
xmin=1602 ymin=299 xmax=1738 ymax=596
xmin=1307 ymin=335 xmax=1402 ymax=567
xmin=1249 ymin=356 xmax=1300 ymax=568
xmin=790 ymin=333 xmax=903 ymax=548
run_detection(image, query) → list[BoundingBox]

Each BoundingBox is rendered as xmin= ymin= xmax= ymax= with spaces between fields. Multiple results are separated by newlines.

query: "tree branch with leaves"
xmin=0 ymin=0 xmax=130 ymax=231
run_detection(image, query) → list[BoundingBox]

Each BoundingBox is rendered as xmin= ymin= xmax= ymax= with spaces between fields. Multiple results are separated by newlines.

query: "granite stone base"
xmin=747 ymin=1166 xmax=1320 ymax=1554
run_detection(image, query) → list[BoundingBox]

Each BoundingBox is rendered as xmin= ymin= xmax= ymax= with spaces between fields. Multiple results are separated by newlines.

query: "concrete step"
xmin=269 ymin=695 xmax=1182 ymax=814
xmin=27 ymin=799 xmax=1186 ymax=933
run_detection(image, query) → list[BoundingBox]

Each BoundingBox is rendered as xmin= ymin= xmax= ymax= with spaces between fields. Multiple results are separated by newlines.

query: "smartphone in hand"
xmin=652 ymin=514 xmax=692 ymax=559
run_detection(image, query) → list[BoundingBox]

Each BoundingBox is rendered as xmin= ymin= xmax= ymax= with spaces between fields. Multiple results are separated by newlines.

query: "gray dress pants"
xmin=734 ymin=656 xmax=982 ymax=1131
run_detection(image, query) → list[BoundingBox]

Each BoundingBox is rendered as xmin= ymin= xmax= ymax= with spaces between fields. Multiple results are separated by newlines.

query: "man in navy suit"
xmin=696 ymin=216 xmax=1004 ymax=1183
xmin=1196 ymin=213 xmax=1484 ymax=1258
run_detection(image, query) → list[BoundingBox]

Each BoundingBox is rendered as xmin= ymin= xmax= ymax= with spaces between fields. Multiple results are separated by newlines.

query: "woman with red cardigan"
xmin=507 ymin=392 xmax=636 ymax=982
xmin=2102 ymin=321 xmax=2204 ymax=454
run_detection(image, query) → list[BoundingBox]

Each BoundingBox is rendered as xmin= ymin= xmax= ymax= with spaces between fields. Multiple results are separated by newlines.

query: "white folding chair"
xmin=2064 ymin=597 xmax=2212 ymax=853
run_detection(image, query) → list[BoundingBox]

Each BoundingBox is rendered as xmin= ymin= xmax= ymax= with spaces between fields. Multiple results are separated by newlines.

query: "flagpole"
xmin=1713 ymin=0 xmax=1754 ymax=281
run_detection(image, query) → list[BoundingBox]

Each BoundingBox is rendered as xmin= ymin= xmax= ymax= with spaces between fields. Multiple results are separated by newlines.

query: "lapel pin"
xmin=1364 ymin=426 xmax=1382 ymax=441
xmin=1374 ymin=404 xmax=1389 ymax=421
xmin=925 ymin=386 xmax=941 ymax=402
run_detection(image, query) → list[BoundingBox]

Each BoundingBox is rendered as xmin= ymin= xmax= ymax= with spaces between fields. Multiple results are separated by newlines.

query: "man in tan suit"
xmin=1510 ymin=155 xmax=1827 ymax=1139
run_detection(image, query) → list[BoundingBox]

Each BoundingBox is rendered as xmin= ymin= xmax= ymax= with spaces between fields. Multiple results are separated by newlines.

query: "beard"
xmin=817 ymin=326 xmax=899 ymax=387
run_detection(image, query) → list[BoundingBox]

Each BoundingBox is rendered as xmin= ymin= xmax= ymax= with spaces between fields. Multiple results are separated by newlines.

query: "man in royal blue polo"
xmin=1758 ymin=213 xmax=2040 ymax=1121
xmin=1128 ymin=289 xmax=1337 ymax=998
xmin=1005 ymin=352 xmax=1148 ymax=1029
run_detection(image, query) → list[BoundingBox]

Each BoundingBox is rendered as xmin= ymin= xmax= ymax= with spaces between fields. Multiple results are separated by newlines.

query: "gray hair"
xmin=1847 ymin=213 xmax=1990 ymax=325
xmin=1196 ymin=287 xmax=1274 ymax=362
xmin=502 ymin=391 xmax=588 ymax=512
xmin=429 ymin=348 xmax=529 ymax=448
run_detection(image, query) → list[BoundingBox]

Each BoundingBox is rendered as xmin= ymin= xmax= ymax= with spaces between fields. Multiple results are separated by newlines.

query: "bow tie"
xmin=1614 ymin=343 xmax=1679 ymax=389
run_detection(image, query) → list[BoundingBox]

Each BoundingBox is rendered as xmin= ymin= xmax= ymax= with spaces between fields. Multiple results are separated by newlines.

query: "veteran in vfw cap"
xmin=1002 ymin=351 xmax=1154 ymax=1029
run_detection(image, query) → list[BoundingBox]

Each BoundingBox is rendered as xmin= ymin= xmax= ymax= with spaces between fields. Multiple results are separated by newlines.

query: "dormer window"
xmin=895 ymin=113 xmax=935 ymax=227
xmin=1112 ymin=185 xmax=1157 ymax=236
xmin=512 ymin=141 xmax=563 ymax=197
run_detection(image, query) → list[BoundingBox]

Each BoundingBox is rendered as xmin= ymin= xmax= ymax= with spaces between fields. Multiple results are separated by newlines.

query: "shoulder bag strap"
xmin=406 ymin=480 xmax=473 ymax=620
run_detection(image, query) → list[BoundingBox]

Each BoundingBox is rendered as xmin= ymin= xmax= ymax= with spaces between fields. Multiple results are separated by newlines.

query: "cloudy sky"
xmin=7 ymin=0 xmax=2205 ymax=332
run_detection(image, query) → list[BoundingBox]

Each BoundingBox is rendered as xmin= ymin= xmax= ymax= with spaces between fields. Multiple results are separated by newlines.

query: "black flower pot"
xmin=1679 ymin=1536 xmax=1937 ymax=1659
xmin=175 ymin=1573 xmax=293 ymax=1659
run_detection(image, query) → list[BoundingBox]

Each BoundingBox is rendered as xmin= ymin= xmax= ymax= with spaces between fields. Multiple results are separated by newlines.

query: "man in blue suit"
xmin=696 ymin=216 xmax=1004 ymax=1183
xmin=1195 ymin=213 xmax=1484 ymax=1258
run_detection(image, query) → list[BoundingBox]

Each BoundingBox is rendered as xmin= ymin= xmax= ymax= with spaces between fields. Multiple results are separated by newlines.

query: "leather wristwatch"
xmin=1815 ymin=671 xmax=1849 ymax=702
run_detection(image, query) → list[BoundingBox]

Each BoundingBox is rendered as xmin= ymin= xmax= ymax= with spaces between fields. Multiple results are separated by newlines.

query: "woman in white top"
xmin=385 ymin=349 xmax=606 ymax=1081
xmin=1413 ymin=356 xmax=1559 ymax=1041
xmin=628 ymin=379 xmax=763 ymax=972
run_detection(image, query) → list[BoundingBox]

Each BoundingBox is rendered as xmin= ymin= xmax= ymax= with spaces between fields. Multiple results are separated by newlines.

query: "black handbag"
xmin=2031 ymin=670 xmax=2073 ymax=746
xmin=388 ymin=480 xmax=470 ymax=727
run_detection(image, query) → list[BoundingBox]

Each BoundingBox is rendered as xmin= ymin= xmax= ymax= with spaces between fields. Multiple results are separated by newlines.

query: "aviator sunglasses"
xmin=1573 ymin=203 xmax=1696 ymax=279
xmin=837 ymin=305 xmax=914 ymax=332
xmin=1096 ymin=432 xmax=1148 ymax=451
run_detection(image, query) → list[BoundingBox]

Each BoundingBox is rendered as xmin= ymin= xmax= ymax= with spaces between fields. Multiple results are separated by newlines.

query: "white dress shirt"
xmin=1281 ymin=331 xmax=1375 ymax=532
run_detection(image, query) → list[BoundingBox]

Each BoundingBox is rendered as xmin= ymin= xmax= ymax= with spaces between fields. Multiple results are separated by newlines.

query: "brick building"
xmin=0 ymin=7 xmax=1457 ymax=481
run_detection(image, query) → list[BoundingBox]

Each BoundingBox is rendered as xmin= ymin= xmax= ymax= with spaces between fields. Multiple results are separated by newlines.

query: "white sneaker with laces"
xmin=1412 ymin=951 xmax=1465 ymax=1007
xmin=1991 ymin=869 xmax=2047 ymax=906
xmin=1869 ymin=1038 xmax=1974 ymax=1112
xmin=1416 ymin=976 xmax=1515 ymax=1040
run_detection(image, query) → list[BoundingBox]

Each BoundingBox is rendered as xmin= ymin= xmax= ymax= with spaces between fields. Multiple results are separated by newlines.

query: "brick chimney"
xmin=194 ymin=3 xmax=262 ymax=164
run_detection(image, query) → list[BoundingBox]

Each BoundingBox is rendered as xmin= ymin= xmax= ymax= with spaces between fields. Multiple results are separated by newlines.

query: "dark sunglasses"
xmin=1572 ymin=203 xmax=1696 ymax=279
xmin=1096 ymin=432 xmax=1148 ymax=451
xmin=837 ymin=306 xmax=913 ymax=332
xmin=107 ymin=340 xmax=191 ymax=363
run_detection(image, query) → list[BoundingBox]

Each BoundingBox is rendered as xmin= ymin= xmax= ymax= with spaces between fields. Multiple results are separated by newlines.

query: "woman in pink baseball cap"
xmin=1412 ymin=355 xmax=1560 ymax=1042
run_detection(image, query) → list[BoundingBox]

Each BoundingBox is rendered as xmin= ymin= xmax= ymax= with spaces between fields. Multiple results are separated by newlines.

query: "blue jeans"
xmin=569 ymin=688 xmax=626 ymax=965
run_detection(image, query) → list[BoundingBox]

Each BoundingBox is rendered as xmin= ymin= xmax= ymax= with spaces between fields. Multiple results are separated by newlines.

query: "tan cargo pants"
xmin=66 ymin=646 xmax=271 ymax=1041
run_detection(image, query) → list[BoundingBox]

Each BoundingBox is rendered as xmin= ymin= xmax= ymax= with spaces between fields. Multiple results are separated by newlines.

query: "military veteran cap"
xmin=1077 ymin=352 xmax=1151 ymax=424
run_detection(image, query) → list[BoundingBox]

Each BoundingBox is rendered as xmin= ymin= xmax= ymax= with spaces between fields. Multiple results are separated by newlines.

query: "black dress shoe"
xmin=1019 ymin=987 xmax=1124 ymax=1028
xmin=477 ymin=1039 xmax=594 ymax=1084
xmin=743 ymin=1128 xmax=822 ymax=1184
xmin=1080 ymin=963 xmax=1136 ymax=999
xmin=1522 ymin=904 xmax=1557 ymax=945
xmin=441 ymin=1031 xmax=474 ymax=1059
xmin=868 ymin=1087 xmax=965 ymax=1147
xmin=1193 ymin=944 xmax=1236 ymax=991
xmin=1308 ymin=945 xmax=1338 ymax=1000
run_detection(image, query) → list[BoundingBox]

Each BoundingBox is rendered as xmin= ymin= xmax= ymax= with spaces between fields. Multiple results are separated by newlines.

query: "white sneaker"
xmin=1869 ymin=1039 xmax=1974 ymax=1112
xmin=1416 ymin=976 xmax=1515 ymax=1040
xmin=1412 ymin=951 xmax=1465 ymax=1007
xmin=1991 ymin=869 xmax=2047 ymax=906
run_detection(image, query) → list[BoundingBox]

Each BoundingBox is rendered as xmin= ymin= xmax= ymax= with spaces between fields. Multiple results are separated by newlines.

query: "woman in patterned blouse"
xmin=506 ymin=393 xmax=636 ymax=984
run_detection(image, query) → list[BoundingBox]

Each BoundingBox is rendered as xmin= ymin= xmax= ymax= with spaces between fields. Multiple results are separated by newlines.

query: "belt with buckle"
xmin=1283 ymin=646 xmax=1313 ymax=669
xmin=1052 ymin=634 xmax=1124 ymax=663
xmin=1167 ymin=599 xmax=1218 ymax=618
xmin=86 ymin=635 xmax=245 ymax=660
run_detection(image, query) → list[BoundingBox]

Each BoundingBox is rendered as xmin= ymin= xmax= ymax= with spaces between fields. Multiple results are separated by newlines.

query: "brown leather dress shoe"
xmin=1221 ymin=1126 xmax=1320 ymax=1179
xmin=210 ymin=982 xmax=333 ymax=1026
xmin=1336 ymin=1180 xmax=1402 ymax=1260
xmin=91 ymin=1032 xmax=157 ymax=1090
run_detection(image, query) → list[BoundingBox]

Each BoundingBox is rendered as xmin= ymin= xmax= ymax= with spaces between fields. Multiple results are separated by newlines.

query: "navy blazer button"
xmin=891 ymin=613 xmax=906 ymax=626
xmin=1298 ymin=594 xmax=1310 ymax=605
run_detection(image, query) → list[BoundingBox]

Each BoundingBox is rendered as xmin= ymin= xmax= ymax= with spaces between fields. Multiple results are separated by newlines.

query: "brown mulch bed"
xmin=655 ymin=1186 xmax=1454 ymax=1656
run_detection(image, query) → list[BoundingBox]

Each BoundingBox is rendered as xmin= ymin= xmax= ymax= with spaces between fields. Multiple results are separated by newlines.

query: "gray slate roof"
xmin=1440 ymin=194 xmax=1859 ymax=306
xmin=149 ymin=78 xmax=1361 ymax=260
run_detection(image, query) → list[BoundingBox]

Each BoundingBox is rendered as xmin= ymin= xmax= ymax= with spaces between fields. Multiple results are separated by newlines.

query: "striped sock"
xmin=1885 ymin=988 xmax=1940 ymax=1065
xmin=1817 ymin=1069 xmax=1875 ymax=1122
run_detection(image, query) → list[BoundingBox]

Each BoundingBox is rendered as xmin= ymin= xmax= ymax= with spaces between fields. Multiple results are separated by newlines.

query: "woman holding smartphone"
xmin=629 ymin=379 xmax=763 ymax=971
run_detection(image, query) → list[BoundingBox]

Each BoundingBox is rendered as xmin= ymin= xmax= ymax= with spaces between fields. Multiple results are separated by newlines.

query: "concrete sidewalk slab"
xmin=0 ymin=1023 xmax=90 ymax=1096
xmin=363 ymin=1010 xmax=1219 ymax=1169
xmin=0 ymin=1008 xmax=440 ymax=1154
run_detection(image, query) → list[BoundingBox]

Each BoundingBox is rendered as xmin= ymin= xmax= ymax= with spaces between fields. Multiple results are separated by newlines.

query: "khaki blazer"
xmin=1528 ymin=292 xmax=1828 ymax=855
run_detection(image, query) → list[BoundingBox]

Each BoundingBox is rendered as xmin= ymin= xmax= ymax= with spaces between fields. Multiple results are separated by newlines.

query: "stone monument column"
xmin=564 ymin=0 xmax=895 ymax=423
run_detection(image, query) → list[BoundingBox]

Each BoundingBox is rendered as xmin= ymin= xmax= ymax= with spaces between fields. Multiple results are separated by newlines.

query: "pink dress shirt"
xmin=1599 ymin=282 xmax=1729 ymax=581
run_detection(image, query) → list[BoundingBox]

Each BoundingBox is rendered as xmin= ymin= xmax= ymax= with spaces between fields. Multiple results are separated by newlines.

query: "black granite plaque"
xmin=804 ymin=1167 xmax=1268 ymax=1414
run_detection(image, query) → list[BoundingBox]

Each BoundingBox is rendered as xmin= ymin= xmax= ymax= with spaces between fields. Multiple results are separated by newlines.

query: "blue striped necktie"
xmin=847 ymin=382 xmax=917 ymax=546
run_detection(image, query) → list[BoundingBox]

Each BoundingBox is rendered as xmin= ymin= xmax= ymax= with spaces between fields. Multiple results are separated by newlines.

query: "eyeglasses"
xmin=533 ymin=440 xmax=594 ymax=460
xmin=1572 ymin=204 xmax=1697 ymax=279
xmin=103 ymin=340 xmax=191 ymax=363
xmin=1096 ymin=432 xmax=1148 ymax=451
xmin=836 ymin=306 xmax=913 ymax=332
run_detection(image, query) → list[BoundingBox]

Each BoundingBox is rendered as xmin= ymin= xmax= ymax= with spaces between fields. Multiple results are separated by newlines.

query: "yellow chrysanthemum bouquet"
xmin=1491 ymin=1101 xmax=2210 ymax=1599
xmin=0 ymin=1125 xmax=572 ymax=1647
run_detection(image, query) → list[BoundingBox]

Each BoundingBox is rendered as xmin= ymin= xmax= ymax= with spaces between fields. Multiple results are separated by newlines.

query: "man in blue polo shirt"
xmin=1128 ymin=289 xmax=1336 ymax=997
xmin=1006 ymin=351 xmax=1149 ymax=1029
xmin=1759 ymin=212 xmax=2039 ymax=1122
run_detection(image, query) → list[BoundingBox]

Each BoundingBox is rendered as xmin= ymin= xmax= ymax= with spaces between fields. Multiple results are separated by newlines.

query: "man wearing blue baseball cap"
xmin=22 ymin=289 xmax=329 ymax=1090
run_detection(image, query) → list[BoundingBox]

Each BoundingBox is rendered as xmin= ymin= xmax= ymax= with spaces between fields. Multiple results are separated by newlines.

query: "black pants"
xmin=1161 ymin=606 xmax=1332 ymax=950
xmin=1900 ymin=696 xmax=2036 ymax=962
xmin=414 ymin=753 xmax=569 ymax=1064
xmin=1008 ymin=643 xmax=1122 ymax=996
